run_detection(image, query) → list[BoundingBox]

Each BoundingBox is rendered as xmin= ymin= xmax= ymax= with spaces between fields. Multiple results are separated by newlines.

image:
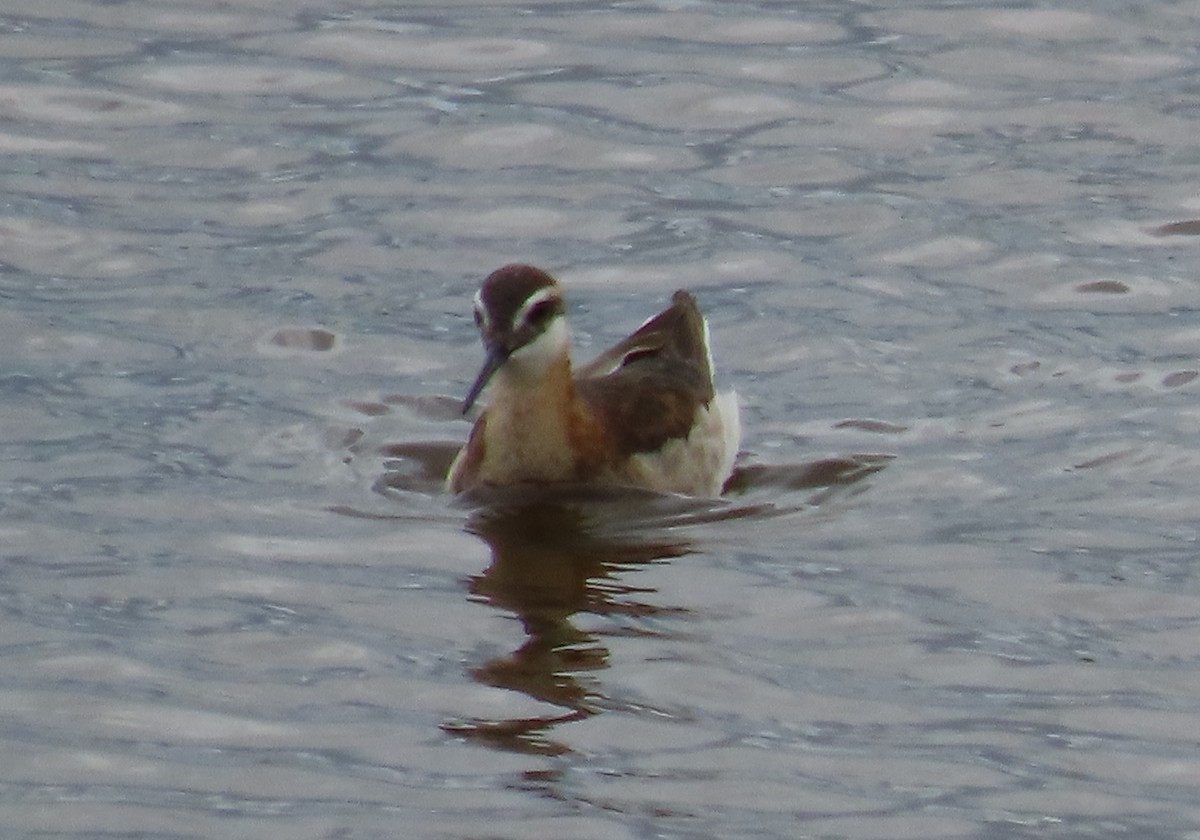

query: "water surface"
xmin=3 ymin=1 xmax=1200 ymax=838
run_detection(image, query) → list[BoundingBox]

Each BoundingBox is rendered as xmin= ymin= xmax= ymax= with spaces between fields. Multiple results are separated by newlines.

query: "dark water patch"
xmin=265 ymin=327 xmax=337 ymax=352
xmin=1161 ymin=370 xmax=1197 ymax=388
xmin=1148 ymin=219 xmax=1200 ymax=236
xmin=1075 ymin=279 xmax=1129 ymax=294
xmin=833 ymin=418 xmax=909 ymax=434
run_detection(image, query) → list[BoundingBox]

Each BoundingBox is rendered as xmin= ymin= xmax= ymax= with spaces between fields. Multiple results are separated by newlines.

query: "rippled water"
xmin=4 ymin=1 xmax=1200 ymax=838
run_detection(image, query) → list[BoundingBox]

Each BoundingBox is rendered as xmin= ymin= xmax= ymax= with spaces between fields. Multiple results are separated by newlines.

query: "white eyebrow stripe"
xmin=472 ymin=288 xmax=489 ymax=329
xmin=511 ymin=286 xmax=561 ymax=329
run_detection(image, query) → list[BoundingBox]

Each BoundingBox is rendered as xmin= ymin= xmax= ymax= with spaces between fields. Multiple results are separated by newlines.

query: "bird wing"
xmin=575 ymin=291 xmax=716 ymax=455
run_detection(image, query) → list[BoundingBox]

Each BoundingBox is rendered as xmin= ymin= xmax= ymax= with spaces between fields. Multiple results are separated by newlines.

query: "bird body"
xmin=447 ymin=265 xmax=739 ymax=497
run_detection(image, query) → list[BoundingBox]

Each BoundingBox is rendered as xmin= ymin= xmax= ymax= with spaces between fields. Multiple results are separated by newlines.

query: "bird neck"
xmin=490 ymin=351 xmax=576 ymax=417
xmin=478 ymin=352 xmax=592 ymax=484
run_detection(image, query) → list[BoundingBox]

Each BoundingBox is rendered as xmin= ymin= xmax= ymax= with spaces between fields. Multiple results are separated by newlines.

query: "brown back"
xmin=576 ymin=291 xmax=715 ymax=455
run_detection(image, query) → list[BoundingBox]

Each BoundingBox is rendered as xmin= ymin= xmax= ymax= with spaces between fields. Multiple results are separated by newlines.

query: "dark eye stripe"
xmin=525 ymin=299 xmax=560 ymax=326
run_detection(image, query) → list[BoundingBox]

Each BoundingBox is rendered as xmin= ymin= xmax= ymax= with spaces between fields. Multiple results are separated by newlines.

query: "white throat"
xmin=501 ymin=317 xmax=569 ymax=383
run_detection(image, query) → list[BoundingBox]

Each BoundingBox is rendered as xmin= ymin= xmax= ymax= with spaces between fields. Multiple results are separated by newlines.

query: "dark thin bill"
xmin=461 ymin=345 xmax=507 ymax=414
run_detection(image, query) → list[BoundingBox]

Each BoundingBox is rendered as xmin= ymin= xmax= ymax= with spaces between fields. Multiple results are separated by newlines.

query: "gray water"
xmin=4 ymin=1 xmax=1200 ymax=838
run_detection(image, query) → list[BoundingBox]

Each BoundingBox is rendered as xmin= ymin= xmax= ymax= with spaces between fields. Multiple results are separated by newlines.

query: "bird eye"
xmin=473 ymin=309 xmax=483 ymax=327
xmin=526 ymin=300 xmax=556 ymax=326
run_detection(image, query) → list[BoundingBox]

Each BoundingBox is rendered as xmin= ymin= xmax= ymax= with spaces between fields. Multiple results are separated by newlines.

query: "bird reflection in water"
xmin=442 ymin=488 xmax=695 ymax=756
xmin=368 ymin=436 xmax=892 ymax=754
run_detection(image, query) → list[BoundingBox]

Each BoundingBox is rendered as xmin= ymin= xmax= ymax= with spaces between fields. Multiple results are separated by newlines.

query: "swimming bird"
xmin=446 ymin=264 xmax=739 ymax=496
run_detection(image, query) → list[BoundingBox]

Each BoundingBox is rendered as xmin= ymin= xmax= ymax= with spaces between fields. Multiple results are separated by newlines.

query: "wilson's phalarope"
xmin=446 ymin=264 xmax=740 ymax=496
